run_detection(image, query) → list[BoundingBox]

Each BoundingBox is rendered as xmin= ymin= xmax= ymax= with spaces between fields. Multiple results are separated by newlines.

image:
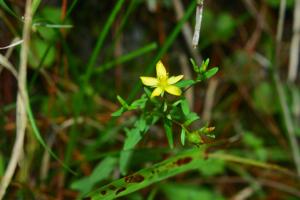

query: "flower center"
xmin=158 ymin=75 xmax=168 ymax=89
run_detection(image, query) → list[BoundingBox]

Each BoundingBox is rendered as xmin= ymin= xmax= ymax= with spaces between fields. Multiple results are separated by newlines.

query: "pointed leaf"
xmin=175 ymin=80 xmax=195 ymax=88
xmin=111 ymin=107 xmax=125 ymax=117
xmin=200 ymin=58 xmax=210 ymax=73
xmin=181 ymin=99 xmax=190 ymax=116
xmin=164 ymin=119 xmax=174 ymax=149
xmin=71 ymin=157 xmax=117 ymax=195
xmin=180 ymin=128 xmax=186 ymax=146
xmin=190 ymin=58 xmax=200 ymax=73
xmin=183 ymin=112 xmax=200 ymax=126
xmin=204 ymin=67 xmax=218 ymax=79
xmin=117 ymin=95 xmax=129 ymax=109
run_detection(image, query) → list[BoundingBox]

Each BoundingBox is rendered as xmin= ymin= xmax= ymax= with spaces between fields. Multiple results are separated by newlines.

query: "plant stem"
xmin=288 ymin=0 xmax=300 ymax=82
xmin=273 ymin=0 xmax=300 ymax=175
xmin=0 ymin=0 xmax=32 ymax=198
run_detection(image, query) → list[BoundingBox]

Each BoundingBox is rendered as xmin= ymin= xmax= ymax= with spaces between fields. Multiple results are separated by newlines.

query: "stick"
xmin=192 ymin=0 xmax=204 ymax=48
xmin=0 ymin=0 xmax=32 ymax=198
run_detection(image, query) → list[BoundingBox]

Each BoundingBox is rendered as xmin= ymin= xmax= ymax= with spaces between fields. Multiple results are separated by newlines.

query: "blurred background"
xmin=1 ymin=0 xmax=300 ymax=199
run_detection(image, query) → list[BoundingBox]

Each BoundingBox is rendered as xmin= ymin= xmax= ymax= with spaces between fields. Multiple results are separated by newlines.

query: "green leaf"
xmin=36 ymin=7 xmax=63 ymax=40
xmin=117 ymin=95 xmax=129 ymax=109
xmin=130 ymin=95 xmax=147 ymax=109
xmin=120 ymin=128 xmax=143 ymax=175
xmin=180 ymin=99 xmax=190 ymax=116
xmin=162 ymin=183 xmax=225 ymax=200
xmin=243 ymin=131 xmax=262 ymax=148
xmin=111 ymin=107 xmax=125 ymax=117
xmin=172 ymin=100 xmax=182 ymax=107
xmin=164 ymin=119 xmax=174 ymax=149
xmin=200 ymin=58 xmax=210 ymax=73
xmin=29 ymin=38 xmax=56 ymax=68
xmin=175 ymin=80 xmax=195 ymax=88
xmin=180 ymin=128 xmax=186 ymax=146
xmin=88 ymin=148 xmax=288 ymax=200
xmin=198 ymin=159 xmax=225 ymax=177
xmin=120 ymin=115 xmax=152 ymax=175
xmin=204 ymin=67 xmax=218 ymax=79
xmin=0 ymin=0 xmax=18 ymax=18
xmin=71 ymin=157 xmax=117 ymax=195
xmin=32 ymin=0 xmax=42 ymax=15
xmin=135 ymin=118 xmax=147 ymax=132
xmin=186 ymin=131 xmax=202 ymax=145
xmin=144 ymin=87 xmax=152 ymax=97
xmin=163 ymin=101 xmax=168 ymax=112
xmin=123 ymin=128 xmax=143 ymax=151
xmin=215 ymin=13 xmax=236 ymax=41
xmin=183 ymin=112 xmax=200 ymax=126
xmin=190 ymin=58 xmax=199 ymax=73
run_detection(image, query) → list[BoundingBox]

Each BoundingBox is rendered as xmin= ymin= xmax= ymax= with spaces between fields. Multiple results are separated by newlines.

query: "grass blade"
xmin=88 ymin=147 xmax=292 ymax=200
xmin=83 ymin=0 xmax=125 ymax=84
xmin=95 ymin=42 xmax=158 ymax=73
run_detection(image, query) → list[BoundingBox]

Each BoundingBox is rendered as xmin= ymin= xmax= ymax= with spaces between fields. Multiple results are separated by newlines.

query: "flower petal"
xmin=151 ymin=87 xmax=163 ymax=98
xmin=156 ymin=60 xmax=167 ymax=78
xmin=165 ymin=85 xmax=182 ymax=96
xmin=140 ymin=77 xmax=158 ymax=87
xmin=168 ymin=75 xmax=184 ymax=85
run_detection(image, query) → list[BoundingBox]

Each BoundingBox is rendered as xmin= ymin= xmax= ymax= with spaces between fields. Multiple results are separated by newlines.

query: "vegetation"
xmin=0 ymin=0 xmax=300 ymax=199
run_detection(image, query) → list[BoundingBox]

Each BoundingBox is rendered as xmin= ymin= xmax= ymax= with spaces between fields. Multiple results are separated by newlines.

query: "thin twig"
xmin=192 ymin=0 xmax=203 ymax=48
xmin=0 ymin=39 xmax=23 ymax=50
xmin=288 ymin=0 xmax=300 ymax=82
xmin=0 ymin=54 xmax=18 ymax=78
xmin=202 ymin=79 xmax=218 ymax=122
xmin=0 ymin=38 xmax=22 ymax=75
xmin=172 ymin=0 xmax=202 ymax=64
xmin=275 ymin=0 xmax=286 ymax=62
xmin=231 ymin=186 xmax=254 ymax=200
xmin=178 ymin=53 xmax=194 ymax=110
xmin=274 ymin=0 xmax=300 ymax=175
xmin=0 ymin=0 xmax=32 ymax=199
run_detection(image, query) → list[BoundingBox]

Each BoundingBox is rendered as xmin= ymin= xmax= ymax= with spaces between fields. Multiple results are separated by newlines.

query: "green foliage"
xmin=201 ymin=10 xmax=238 ymax=48
xmin=29 ymin=38 xmax=55 ymax=68
xmin=180 ymin=128 xmax=186 ymax=146
xmin=113 ymin=58 xmax=218 ymax=175
xmin=87 ymin=147 xmax=288 ymax=199
xmin=161 ymin=183 xmax=225 ymax=200
xmin=1 ymin=1 xmax=298 ymax=199
xmin=253 ymin=81 xmax=279 ymax=114
xmin=243 ymin=131 xmax=267 ymax=161
xmin=265 ymin=0 xmax=294 ymax=8
xmin=0 ymin=153 xmax=4 ymax=177
xmin=0 ymin=0 xmax=18 ymax=18
xmin=71 ymin=157 xmax=117 ymax=195
xmin=198 ymin=158 xmax=225 ymax=177
xmin=164 ymin=118 xmax=174 ymax=149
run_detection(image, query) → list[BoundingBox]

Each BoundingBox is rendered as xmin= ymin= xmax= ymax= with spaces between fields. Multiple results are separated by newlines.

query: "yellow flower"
xmin=140 ymin=60 xmax=184 ymax=98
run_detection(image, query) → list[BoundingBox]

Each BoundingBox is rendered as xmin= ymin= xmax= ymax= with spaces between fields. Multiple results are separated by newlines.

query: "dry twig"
xmin=0 ymin=0 xmax=32 ymax=199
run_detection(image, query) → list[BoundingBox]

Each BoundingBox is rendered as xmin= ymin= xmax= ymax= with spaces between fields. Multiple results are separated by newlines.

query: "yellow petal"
xmin=168 ymin=75 xmax=184 ymax=85
xmin=140 ymin=77 xmax=158 ymax=87
xmin=156 ymin=60 xmax=167 ymax=78
xmin=151 ymin=87 xmax=163 ymax=98
xmin=165 ymin=85 xmax=182 ymax=96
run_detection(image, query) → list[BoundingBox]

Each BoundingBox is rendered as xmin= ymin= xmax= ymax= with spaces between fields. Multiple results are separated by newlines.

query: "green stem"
xmin=83 ymin=0 xmax=125 ymax=84
xmin=95 ymin=43 xmax=158 ymax=74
